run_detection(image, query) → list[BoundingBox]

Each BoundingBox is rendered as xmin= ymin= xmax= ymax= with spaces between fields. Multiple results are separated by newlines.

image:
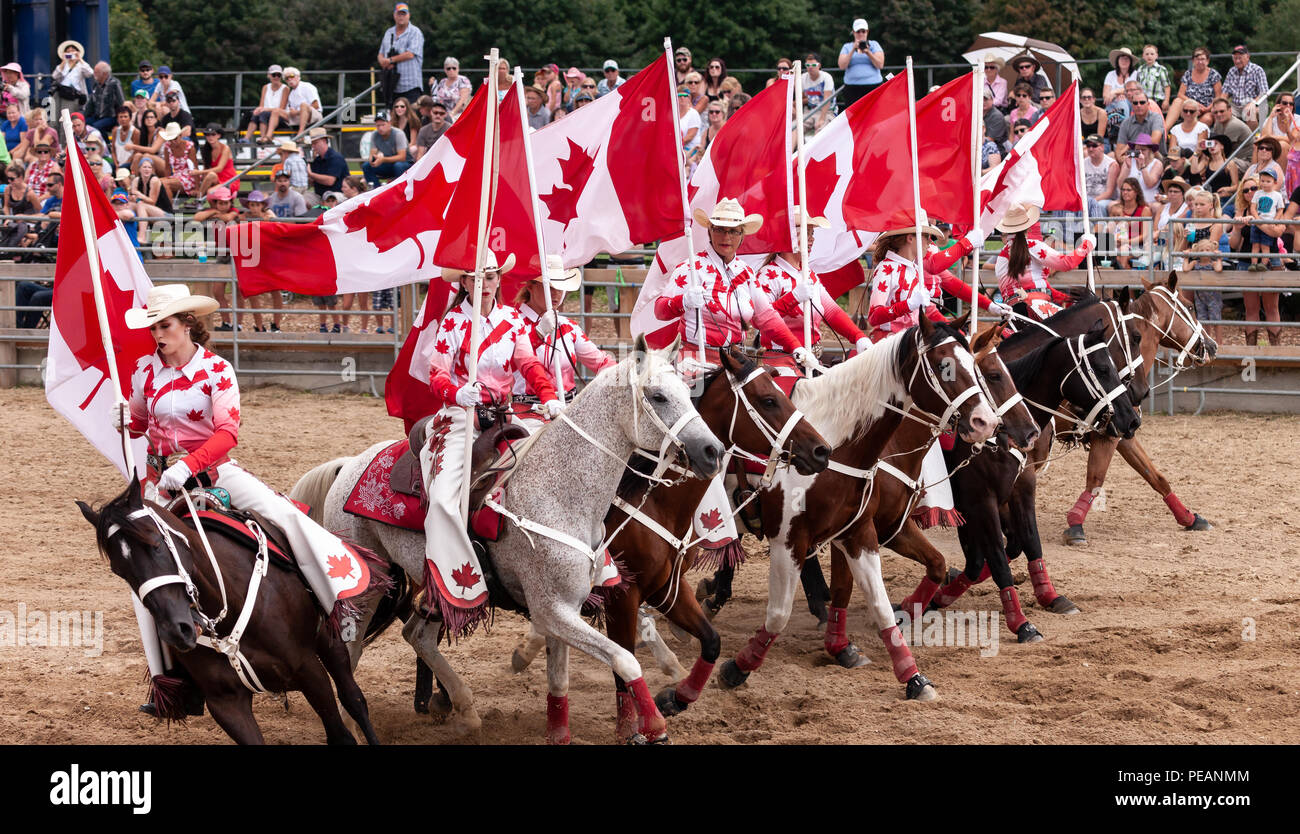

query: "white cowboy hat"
xmin=791 ymin=205 xmax=829 ymax=229
xmin=995 ymin=203 xmax=1041 ymax=234
xmin=982 ymin=53 xmax=1006 ymax=71
xmin=439 ymin=250 xmax=517 ymax=282
xmin=535 ymin=254 xmax=582 ymax=292
xmin=693 ymin=197 xmax=763 ymax=235
xmin=125 ymin=284 xmax=219 ymax=329
xmin=159 ymin=122 xmax=183 ymax=142
xmin=58 ymin=40 xmax=85 ymax=57
xmin=875 ymin=207 xmax=947 ymax=243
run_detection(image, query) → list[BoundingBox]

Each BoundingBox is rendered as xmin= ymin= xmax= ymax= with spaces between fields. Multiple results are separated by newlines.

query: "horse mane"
xmin=1001 ymin=294 xmax=1101 ymax=352
xmin=87 ymin=487 xmax=153 ymax=558
xmin=792 ymin=331 xmax=907 ymax=446
xmin=697 ymin=349 xmax=760 ymax=397
xmin=1004 ymin=335 xmax=1065 ymax=388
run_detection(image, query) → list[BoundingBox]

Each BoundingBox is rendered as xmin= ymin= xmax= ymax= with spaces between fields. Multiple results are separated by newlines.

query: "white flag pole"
xmin=1072 ymin=81 xmax=1097 ymax=294
xmin=906 ymin=58 xmax=925 ymax=291
xmin=60 ymin=111 xmax=136 ymax=478
xmin=515 ymin=67 xmax=565 ymax=390
xmin=970 ymin=65 xmax=983 ymax=335
xmin=793 ymin=64 xmax=813 ymax=363
xmin=460 ymin=48 xmax=500 ymax=522
xmin=665 ymin=37 xmax=704 ymax=358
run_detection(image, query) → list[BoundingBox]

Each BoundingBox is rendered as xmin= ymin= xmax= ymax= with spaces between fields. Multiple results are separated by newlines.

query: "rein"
xmin=1021 ymin=335 xmax=1126 ymax=439
xmin=1145 ymin=284 xmax=1208 ymax=375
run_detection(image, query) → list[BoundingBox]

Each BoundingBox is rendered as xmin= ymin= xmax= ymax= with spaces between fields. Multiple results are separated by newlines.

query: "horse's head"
xmin=1061 ymin=321 xmax=1142 ymax=439
xmin=707 ymin=346 xmax=830 ymax=476
xmin=908 ymin=316 xmax=998 ymax=443
xmin=77 ymin=479 xmax=200 ymax=652
xmin=971 ymin=322 xmax=1039 ymax=451
xmin=1141 ymin=272 xmax=1218 ymax=367
xmin=624 ymin=334 xmax=724 ymax=479
xmin=1099 ymin=293 xmax=1151 ymax=405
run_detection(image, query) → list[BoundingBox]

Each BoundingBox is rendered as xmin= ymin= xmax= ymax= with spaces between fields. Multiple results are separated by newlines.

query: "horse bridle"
xmin=1099 ymin=300 xmax=1147 ymax=382
xmin=1024 ymin=335 xmax=1127 ymax=437
xmin=722 ymin=364 xmax=810 ymax=486
xmin=1147 ymin=284 xmax=1208 ymax=371
xmin=886 ymin=332 xmax=988 ymax=438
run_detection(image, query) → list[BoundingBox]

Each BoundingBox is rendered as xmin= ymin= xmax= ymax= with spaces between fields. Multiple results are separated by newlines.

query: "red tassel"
xmin=1000 ymin=586 xmax=1029 ymax=633
xmin=545 ymin=694 xmax=570 ymax=745
xmin=912 ymin=506 xmax=966 ymax=529
xmin=1066 ymin=489 xmax=1096 ymax=526
xmin=734 ymin=626 xmax=779 ymax=672
xmin=824 ymin=606 xmax=851 ymax=655
xmin=674 ymin=657 xmax=715 ymax=704
xmin=626 ymin=677 xmax=666 ymax=739
xmin=1027 ymin=559 xmax=1058 ymax=606
xmin=878 ymin=625 xmax=919 ymax=683
xmin=1163 ymin=492 xmax=1196 ymax=527
xmin=900 ymin=576 xmax=941 ymax=614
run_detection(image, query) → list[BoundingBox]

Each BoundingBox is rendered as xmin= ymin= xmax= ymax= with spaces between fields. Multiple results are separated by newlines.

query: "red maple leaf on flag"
xmin=539 ymin=138 xmax=596 ymax=230
xmin=51 ymin=266 xmax=156 ymax=411
xmin=699 ymin=508 xmax=724 ymax=530
xmin=186 ymin=409 xmax=204 ymax=421
xmin=451 ymin=561 xmax=481 ymax=589
xmin=216 ymin=376 xmax=233 ymax=392
xmin=801 ymin=154 xmax=840 ymax=224
xmin=326 ymin=553 xmax=355 ymax=579
xmin=341 ymin=163 xmax=455 ymax=258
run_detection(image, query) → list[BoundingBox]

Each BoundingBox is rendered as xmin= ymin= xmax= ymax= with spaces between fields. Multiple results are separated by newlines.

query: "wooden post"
xmin=0 ymin=278 xmax=16 ymax=388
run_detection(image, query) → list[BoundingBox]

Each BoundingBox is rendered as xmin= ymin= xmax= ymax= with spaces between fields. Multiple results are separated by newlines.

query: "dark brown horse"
xmin=507 ymin=345 xmax=832 ymax=742
xmin=78 ymin=479 xmax=381 ymax=744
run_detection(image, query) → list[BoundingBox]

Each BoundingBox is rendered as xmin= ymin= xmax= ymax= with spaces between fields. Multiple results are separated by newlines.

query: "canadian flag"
xmin=978 ymin=80 xmax=1082 ymax=233
xmin=630 ymin=79 xmax=795 ymax=346
xmin=531 ymin=53 xmax=682 ymax=266
xmin=384 ymin=289 xmax=448 ymax=432
xmin=232 ymin=84 xmax=496 ymax=296
xmin=45 ymin=141 xmax=156 ymax=477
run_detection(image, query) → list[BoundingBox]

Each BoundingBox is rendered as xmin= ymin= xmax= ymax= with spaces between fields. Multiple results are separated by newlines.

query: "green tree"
xmin=108 ymin=0 xmax=164 ymax=72
xmin=434 ymin=0 xmax=634 ymax=75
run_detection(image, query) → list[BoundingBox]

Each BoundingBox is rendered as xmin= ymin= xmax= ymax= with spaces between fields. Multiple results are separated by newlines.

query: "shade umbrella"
xmin=963 ymin=33 xmax=1080 ymax=93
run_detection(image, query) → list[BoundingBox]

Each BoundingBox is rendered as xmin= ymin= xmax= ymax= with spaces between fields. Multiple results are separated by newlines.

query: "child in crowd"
xmin=1249 ymin=164 xmax=1283 ymax=271
xmin=1185 ymin=237 xmax=1223 ymax=344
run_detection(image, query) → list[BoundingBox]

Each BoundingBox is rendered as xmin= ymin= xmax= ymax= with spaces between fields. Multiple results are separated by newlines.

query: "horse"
xmin=77 ymin=479 xmax=382 ymax=745
xmin=927 ymin=319 xmax=1143 ymax=641
xmin=507 ymin=345 xmax=832 ymax=742
xmin=998 ymin=273 xmax=1218 ymax=545
xmin=292 ymin=335 xmax=726 ymax=744
xmin=716 ymin=317 xmax=1000 ymax=700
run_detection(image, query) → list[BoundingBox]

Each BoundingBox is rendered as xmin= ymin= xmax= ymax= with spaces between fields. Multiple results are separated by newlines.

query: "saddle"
xmin=171 ymin=500 xmax=298 ymax=574
xmin=388 ymin=410 xmax=532 ymax=510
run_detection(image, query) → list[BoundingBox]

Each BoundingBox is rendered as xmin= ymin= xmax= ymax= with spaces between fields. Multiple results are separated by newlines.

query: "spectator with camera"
xmin=1 ymin=62 xmax=31 ymax=116
xmin=51 ymin=40 xmax=93 ymax=124
xmin=838 ymin=18 xmax=884 ymax=107
xmin=86 ymin=62 xmax=124 ymax=135
xmin=1190 ymin=132 xmax=1240 ymax=200
xmin=1120 ymin=134 xmax=1164 ymax=203
xmin=378 ymin=2 xmax=425 ymax=106
xmin=1258 ymin=95 xmax=1300 ymax=188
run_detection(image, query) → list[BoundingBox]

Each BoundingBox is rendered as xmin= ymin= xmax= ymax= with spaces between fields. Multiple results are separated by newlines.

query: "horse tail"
xmin=289 ymin=458 xmax=350 ymax=525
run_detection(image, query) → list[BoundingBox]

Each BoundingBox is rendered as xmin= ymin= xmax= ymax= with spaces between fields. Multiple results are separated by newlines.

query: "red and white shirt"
xmin=867 ymin=237 xmax=989 ymax=340
xmin=127 ymin=346 xmax=240 ymax=474
xmin=513 ymin=304 xmax=615 ymax=396
xmin=753 ymin=257 xmax=866 ymax=349
xmin=654 ymin=246 xmax=801 ymax=353
xmin=425 ymin=298 xmax=557 ymax=408
xmin=992 ymin=238 xmax=1082 ymax=304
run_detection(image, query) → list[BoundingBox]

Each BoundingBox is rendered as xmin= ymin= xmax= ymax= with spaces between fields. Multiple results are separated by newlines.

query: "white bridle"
xmin=722 ymin=365 xmax=810 ymax=486
xmin=1023 ymin=335 xmax=1128 ymax=437
xmin=882 ymin=333 xmax=989 ymax=439
xmin=1099 ymin=299 xmax=1147 ymax=382
xmin=1147 ymin=284 xmax=1208 ymax=371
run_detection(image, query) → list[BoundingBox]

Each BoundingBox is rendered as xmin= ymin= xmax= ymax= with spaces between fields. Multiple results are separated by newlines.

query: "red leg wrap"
xmin=1066 ymin=489 xmax=1096 ymax=526
xmin=934 ymin=572 xmax=974 ymax=608
xmin=545 ymin=694 xmax=570 ymax=746
xmin=1000 ymin=586 xmax=1029 ymax=634
xmin=900 ymin=576 xmax=941 ymax=615
xmin=626 ymin=677 xmax=666 ymax=739
xmin=976 ymin=563 xmax=991 ymax=583
xmin=824 ymin=606 xmax=851 ymax=656
xmin=614 ymin=690 xmax=637 ymax=743
xmin=878 ymin=626 xmax=919 ymax=683
xmin=734 ymin=626 xmax=779 ymax=673
xmin=1163 ymin=492 xmax=1196 ymax=527
xmin=674 ymin=657 xmax=715 ymax=704
xmin=1027 ymin=559 xmax=1058 ymax=606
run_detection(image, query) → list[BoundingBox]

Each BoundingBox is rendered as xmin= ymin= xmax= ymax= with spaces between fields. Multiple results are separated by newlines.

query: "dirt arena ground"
xmin=2 ymin=385 xmax=1296 ymax=745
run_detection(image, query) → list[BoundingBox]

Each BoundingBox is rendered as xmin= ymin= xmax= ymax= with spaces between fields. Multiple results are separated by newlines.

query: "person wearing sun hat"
xmin=1009 ymin=52 xmax=1051 ymax=104
xmin=654 ymin=197 xmax=814 ymax=369
xmin=992 ymin=203 xmax=1095 ymax=322
xmin=981 ymin=53 xmax=1008 ymax=109
xmin=51 ymin=40 xmax=93 ymax=123
xmin=418 ymin=250 xmax=559 ymax=624
xmin=866 ymin=207 xmax=1005 ymax=342
xmin=1 ymin=61 xmax=31 ymax=116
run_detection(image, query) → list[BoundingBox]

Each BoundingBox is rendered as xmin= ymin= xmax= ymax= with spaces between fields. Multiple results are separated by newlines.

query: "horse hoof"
xmin=413 ymin=697 xmax=429 ymax=715
xmin=905 ymin=673 xmax=938 ymax=701
xmin=834 ymin=643 xmax=872 ymax=669
xmin=718 ymin=659 xmax=749 ymax=689
xmin=1044 ymin=595 xmax=1081 ymax=616
xmin=945 ymin=566 xmax=962 ymax=584
xmin=655 ymin=687 xmax=686 ymax=718
xmin=510 ymin=648 xmax=533 ymax=674
xmin=809 ymin=603 xmax=829 ymax=627
xmin=625 ymin=733 xmax=649 ymax=746
xmin=1063 ymin=524 xmax=1087 ymax=546
xmin=449 ymin=708 xmax=483 ymax=737
xmin=1017 ymin=623 xmax=1045 ymax=643
xmin=1185 ymin=514 xmax=1213 ymax=532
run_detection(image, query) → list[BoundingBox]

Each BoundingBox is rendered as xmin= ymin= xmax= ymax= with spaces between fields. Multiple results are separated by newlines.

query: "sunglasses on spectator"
xmin=1041 ymin=95 xmax=1055 ymax=101
xmin=582 ymin=83 xmax=596 ymax=88
xmin=777 ymin=66 xmax=791 ymax=72
xmin=709 ymin=64 xmax=721 ymax=69
xmin=807 ymin=62 xmax=819 ymax=68
xmin=1016 ymin=93 xmax=1030 ymax=98
xmin=1281 ymin=100 xmax=1295 ymax=107
xmin=1085 ymin=141 xmax=1101 ymax=147
xmin=1134 ymin=99 xmax=1148 ymax=106
xmin=605 ymin=67 xmax=617 ymax=72
xmin=1014 ymin=128 xmax=1028 ymax=135
xmin=1245 ymin=186 xmax=1259 ymax=192
xmin=676 ymin=57 xmax=689 ymax=63
xmin=1081 ymin=94 xmax=1094 ymax=100
xmin=708 ymin=108 xmax=723 ymax=114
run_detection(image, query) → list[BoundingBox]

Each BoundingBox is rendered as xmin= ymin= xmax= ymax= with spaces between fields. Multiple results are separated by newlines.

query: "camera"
xmin=857 ymin=40 xmax=871 ymax=52
xmin=1126 ymin=150 xmax=1139 ymax=158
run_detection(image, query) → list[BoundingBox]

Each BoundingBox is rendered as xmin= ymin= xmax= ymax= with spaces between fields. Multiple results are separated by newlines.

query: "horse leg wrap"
xmin=626 ymin=677 xmax=666 ymax=739
xmin=901 ymin=576 xmax=942 ymax=614
xmin=934 ymin=572 xmax=975 ymax=608
xmin=615 ymin=691 xmax=638 ymax=743
xmin=1163 ymin=492 xmax=1196 ymax=527
xmin=545 ymin=694 xmax=570 ymax=746
xmin=878 ymin=626 xmax=919 ymax=683
xmin=673 ymin=657 xmax=715 ymax=705
xmin=1066 ymin=488 xmax=1097 ymax=526
xmin=734 ymin=627 xmax=779 ymax=673
xmin=1027 ymin=559 xmax=1058 ymax=606
xmin=999 ymin=586 xmax=1029 ymax=634
xmin=824 ymin=606 xmax=851 ymax=656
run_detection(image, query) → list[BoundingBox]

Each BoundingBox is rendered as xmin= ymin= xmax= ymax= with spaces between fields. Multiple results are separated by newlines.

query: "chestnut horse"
xmin=78 ymin=480 xmax=382 ymax=744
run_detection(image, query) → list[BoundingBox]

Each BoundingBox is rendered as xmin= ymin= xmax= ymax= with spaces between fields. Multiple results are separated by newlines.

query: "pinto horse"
xmin=716 ymin=318 xmax=999 ymax=700
xmin=508 ymin=346 xmax=831 ymax=741
xmin=927 ymin=320 xmax=1143 ymax=641
xmin=77 ymin=480 xmax=381 ymax=744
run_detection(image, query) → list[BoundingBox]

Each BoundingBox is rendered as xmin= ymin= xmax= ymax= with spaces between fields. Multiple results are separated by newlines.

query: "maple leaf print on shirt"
xmin=216 ymin=376 xmax=233 ymax=392
xmin=186 ymin=409 xmax=205 ymax=421
xmin=540 ymin=138 xmax=596 ymax=230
